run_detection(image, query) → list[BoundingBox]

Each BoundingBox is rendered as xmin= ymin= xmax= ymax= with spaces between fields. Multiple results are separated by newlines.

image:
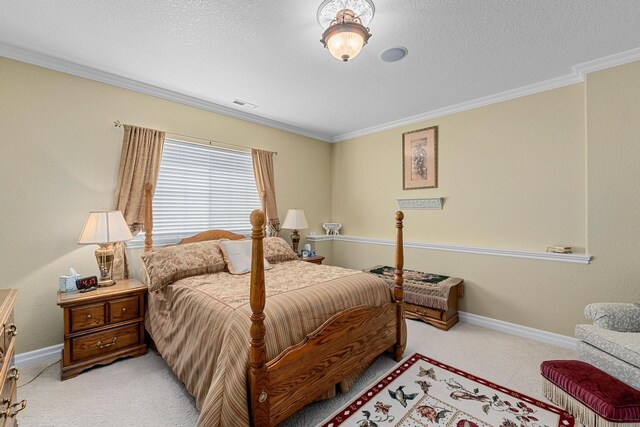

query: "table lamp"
xmin=78 ymin=210 xmax=133 ymax=287
xmin=281 ymin=209 xmax=308 ymax=254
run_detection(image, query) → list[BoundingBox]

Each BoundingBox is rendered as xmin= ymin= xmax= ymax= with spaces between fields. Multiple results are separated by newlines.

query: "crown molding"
xmin=0 ymin=42 xmax=333 ymax=143
xmin=307 ymin=234 xmax=592 ymax=264
xmin=331 ymin=46 xmax=640 ymax=142
xmin=573 ymin=46 xmax=640 ymax=75
xmin=2 ymin=42 xmax=639 ymax=143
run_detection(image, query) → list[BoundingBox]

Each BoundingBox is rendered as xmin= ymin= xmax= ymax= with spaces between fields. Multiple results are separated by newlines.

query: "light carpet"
xmin=18 ymin=320 xmax=575 ymax=427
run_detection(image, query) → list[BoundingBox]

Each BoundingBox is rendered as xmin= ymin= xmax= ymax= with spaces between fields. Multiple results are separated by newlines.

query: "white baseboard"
xmin=459 ymin=311 xmax=577 ymax=350
xmin=15 ymin=344 xmax=63 ymax=368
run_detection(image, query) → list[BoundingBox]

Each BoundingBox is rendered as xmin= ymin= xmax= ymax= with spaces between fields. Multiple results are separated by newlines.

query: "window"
xmin=130 ymin=139 xmax=260 ymax=247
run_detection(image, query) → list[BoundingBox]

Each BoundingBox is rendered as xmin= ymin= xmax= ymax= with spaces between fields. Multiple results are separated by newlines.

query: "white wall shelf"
xmin=398 ymin=198 xmax=443 ymax=210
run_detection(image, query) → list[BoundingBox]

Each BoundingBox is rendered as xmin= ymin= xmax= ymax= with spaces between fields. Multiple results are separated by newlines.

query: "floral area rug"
xmin=319 ymin=353 xmax=574 ymax=427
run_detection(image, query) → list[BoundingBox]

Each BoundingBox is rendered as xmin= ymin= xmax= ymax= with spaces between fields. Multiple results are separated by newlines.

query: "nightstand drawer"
xmin=108 ymin=296 xmax=139 ymax=324
xmin=70 ymin=303 xmax=105 ymax=332
xmin=70 ymin=324 xmax=140 ymax=363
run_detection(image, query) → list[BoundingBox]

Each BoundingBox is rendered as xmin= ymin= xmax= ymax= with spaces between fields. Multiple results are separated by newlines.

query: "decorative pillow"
xmin=263 ymin=237 xmax=298 ymax=263
xmin=140 ymin=240 xmax=226 ymax=292
xmin=219 ymin=239 xmax=272 ymax=275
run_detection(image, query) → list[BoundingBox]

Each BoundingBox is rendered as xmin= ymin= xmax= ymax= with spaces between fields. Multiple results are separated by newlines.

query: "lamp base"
xmin=291 ymin=229 xmax=301 ymax=254
xmin=95 ymin=245 xmax=115 ymax=288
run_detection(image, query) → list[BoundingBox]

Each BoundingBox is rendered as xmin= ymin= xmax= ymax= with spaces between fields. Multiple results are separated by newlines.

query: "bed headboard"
xmin=178 ymin=230 xmax=244 ymax=244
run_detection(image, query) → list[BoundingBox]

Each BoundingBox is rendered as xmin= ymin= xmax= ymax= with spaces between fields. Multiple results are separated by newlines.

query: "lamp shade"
xmin=77 ymin=211 xmax=133 ymax=244
xmin=281 ymin=209 xmax=309 ymax=230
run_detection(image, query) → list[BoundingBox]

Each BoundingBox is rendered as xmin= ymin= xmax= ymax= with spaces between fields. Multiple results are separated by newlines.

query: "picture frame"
xmin=402 ymin=126 xmax=438 ymax=190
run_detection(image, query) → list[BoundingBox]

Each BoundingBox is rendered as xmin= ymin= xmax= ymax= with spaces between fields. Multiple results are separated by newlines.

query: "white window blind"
xmin=129 ymin=139 xmax=260 ymax=247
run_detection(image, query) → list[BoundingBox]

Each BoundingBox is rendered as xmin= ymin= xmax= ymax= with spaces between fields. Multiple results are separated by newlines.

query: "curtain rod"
xmin=113 ymin=120 xmax=277 ymax=155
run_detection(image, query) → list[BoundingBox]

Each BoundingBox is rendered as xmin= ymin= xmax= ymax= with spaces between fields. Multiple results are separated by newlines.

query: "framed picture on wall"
xmin=402 ymin=126 xmax=438 ymax=189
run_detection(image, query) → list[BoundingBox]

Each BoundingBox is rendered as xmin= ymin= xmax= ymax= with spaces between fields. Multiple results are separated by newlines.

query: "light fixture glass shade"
xmin=326 ymin=29 xmax=365 ymax=62
xmin=281 ymin=209 xmax=309 ymax=230
xmin=78 ymin=211 xmax=133 ymax=244
xmin=320 ymin=8 xmax=372 ymax=62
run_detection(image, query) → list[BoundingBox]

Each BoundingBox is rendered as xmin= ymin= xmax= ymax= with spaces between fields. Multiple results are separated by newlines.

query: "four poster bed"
xmin=141 ymin=184 xmax=406 ymax=426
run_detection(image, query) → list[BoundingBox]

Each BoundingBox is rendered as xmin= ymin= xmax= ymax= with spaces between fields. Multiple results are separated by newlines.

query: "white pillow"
xmin=220 ymin=239 xmax=272 ymax=275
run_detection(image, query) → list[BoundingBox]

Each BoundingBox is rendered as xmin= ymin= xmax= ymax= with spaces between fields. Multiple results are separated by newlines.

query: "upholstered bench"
xmin=541 ymin=360 xmax=640 ymax=427
xmin=363 ymin=265 xmax=464 ymax=330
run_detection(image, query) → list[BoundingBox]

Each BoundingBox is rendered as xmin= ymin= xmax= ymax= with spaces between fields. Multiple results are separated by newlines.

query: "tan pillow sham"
xmin=219 ymin=239 xmax=272 ymax=275
xmin=140 ymin=240 xmax=226 ymax=292
xmin=263 ymin=237 xmax=298 ymax=263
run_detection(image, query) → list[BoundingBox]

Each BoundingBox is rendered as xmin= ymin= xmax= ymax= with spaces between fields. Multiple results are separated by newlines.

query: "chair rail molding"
xmin=306 ymin=235 xmax=592 ymax=264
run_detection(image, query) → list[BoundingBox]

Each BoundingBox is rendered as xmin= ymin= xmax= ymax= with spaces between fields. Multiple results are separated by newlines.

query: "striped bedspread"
xmin=145 ymin=260 xmax=394 ymax=427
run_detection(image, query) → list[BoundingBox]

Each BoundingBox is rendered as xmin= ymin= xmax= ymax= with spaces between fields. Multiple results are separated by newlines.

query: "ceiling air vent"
xmin=232 ymin=99 xmax=259 ymax=109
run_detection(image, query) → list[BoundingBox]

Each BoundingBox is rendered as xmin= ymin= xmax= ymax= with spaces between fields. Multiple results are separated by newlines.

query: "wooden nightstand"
xmin=301 ymin=255 xmax=325 ymax=265
xmin=57 ymin=279 xmax=147 ymax=380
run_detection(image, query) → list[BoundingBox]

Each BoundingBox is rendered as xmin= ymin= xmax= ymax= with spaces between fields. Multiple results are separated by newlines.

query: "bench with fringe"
xmin=541 ymin=360 xmax=640 ymax=427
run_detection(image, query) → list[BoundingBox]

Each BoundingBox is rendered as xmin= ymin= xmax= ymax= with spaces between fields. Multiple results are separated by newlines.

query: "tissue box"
xmin=59 ymin=274 xmax=81 ymax=292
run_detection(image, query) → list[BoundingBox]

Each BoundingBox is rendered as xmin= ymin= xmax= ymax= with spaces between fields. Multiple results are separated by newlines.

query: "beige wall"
xmin=332 ymin=84 xmax=587 ymax=248
xmin=585 ymin=62 xmax=640 ymax=301
xmin=331 ymin=61 xmax=640 ymax=336
xmin=0 ymin=58 xmax=333 ymax=353
xmin=2 ymin=56 xmax=639 ymax=353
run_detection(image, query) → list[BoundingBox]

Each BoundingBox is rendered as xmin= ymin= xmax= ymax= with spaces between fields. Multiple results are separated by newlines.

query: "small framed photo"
xmin=402 ymin=126 xmax=438 ymax=190
xmin=301 ymin=250 xmax=309 ymax=259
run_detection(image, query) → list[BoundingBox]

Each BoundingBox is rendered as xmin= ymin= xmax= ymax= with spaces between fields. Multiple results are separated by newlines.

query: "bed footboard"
xmin=248 ymin=210 xmax=405 ymax=427
xmin=267 ymin=304 xmax=397 ymax=425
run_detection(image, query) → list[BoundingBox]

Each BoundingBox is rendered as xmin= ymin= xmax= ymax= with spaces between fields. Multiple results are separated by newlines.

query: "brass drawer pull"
xmin=96 ymin=337 xmax=117 ymax=349
xmin=9 ymin=399 xmax=27 ymax=418
xmin=7 ymin=366 xmax=19 ymax=382
xmin=8 ymin=400 xmax=26 ymax=418
xmin=0 ymin=397 xmax=25 ymax=418
xmin=6 ymin=323 xmax=17 ymax=337
xmin=121 ymin=308 xmax=127 ymax=313
xmin=86 ymin=314 xmax=92 ymax=319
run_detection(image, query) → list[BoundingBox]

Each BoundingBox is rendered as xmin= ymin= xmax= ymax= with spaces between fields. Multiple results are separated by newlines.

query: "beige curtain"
xmin=251 ymin=149 xmax=280 ymax=236
xmin=112 ymin=125 xmax=165 ymax=279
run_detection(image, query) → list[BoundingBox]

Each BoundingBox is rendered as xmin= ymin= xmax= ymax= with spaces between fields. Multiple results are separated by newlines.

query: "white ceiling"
xmin=2 ymin=1 xmax=640 ymax=141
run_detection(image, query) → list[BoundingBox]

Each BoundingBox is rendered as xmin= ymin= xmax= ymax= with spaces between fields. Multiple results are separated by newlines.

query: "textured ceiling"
xmin=1 ymin=0 xmax=640 ymax=140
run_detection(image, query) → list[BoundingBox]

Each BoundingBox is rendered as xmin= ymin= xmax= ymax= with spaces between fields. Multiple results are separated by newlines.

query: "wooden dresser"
xmin=0 ymin=289 xmax=26 ymax=425
xmin=57 ymin=279 xmax=147 ymax=380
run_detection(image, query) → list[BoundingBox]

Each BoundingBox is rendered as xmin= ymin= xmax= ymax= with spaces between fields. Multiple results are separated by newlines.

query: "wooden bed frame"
xmin=143 ymin=183 xmax=405 ymax=427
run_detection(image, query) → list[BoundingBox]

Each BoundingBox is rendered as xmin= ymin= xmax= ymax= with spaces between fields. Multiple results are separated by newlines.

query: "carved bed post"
xmin=248 ymin=209 xmax=270 ymax=426
xmin=144 ymin=183 xmax=154 ymax=253
xmin=393 ymin=211 xmax=405 ymax=362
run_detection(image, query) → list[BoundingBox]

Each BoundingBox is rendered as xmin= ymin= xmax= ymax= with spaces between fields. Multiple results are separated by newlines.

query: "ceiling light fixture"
xmin=317 ymin=0 xmax=375 ymax=62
